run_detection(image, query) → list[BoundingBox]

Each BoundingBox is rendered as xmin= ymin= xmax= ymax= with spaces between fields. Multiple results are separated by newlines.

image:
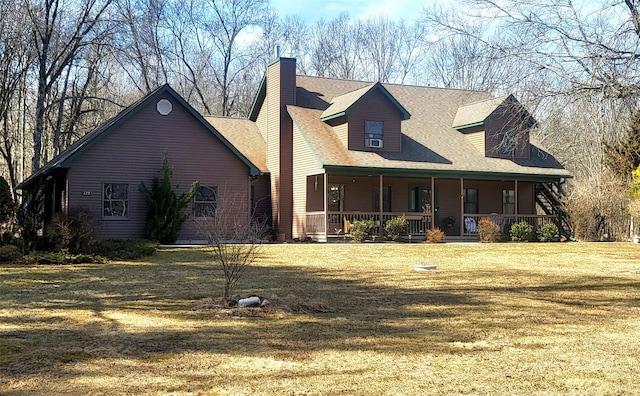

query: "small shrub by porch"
xmin=478 ymin=217 xmax=501 ymax=242
xmin=349 ymin=219 xmax=375 ymax=242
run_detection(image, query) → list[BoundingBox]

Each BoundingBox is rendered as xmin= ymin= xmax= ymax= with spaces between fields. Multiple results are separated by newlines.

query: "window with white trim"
xmin=365 ymin=120 xmax=384 ymax=148
xmin=103 ymin=183 xmax=128 ymax=218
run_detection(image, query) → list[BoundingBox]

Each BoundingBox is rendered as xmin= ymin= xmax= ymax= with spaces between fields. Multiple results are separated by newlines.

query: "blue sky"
xmin=269 ymin=0 xmax=439 ymax=23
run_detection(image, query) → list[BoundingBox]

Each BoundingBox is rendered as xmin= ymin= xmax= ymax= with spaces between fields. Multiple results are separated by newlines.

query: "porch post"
xmin=514 ymin=179 xmax=519 ymax=218
xmin=323 ymin=172 xmax=328 ymax=237
xmin=431 ymin=177 xmax=435 ymax=230
xmin=460 ymin=178 xmax=464 ymax=236
xmin=52 ymin=176 xmax=57 ymax=217
xmin=378 ymin=174 xmax=384 ymax=236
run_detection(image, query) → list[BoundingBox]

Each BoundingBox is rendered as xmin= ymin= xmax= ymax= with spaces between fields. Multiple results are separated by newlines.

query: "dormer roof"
xmin=452 ymin=94 xmax=536 ymax=130
xmin=288 ymin=75 xmax=570 ymax=181
xmin=320 ymin=82 xmax=411 ymax=122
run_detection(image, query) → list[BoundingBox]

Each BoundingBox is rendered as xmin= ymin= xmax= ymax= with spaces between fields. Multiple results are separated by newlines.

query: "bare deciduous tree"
xmin=0 ymin=0 xmax=34 ymax=199
xmin=310 ymin=13 xmax=365 ymax=80
xmin=113 ymin=0 xmax=171 ymax=94
xmin=27 ymin=0 xmax=114 ymax=170
xmin=425 ymin=0 xmax=640 ymax=99
xmin=192 ymin=0 xmax=268 ymax=116
xmin=196 ymin=187 xmax=268 ymax=302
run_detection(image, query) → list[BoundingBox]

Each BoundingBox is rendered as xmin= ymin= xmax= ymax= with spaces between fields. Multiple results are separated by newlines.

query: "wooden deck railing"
xmin=307 ymin=212 xmax=558 ymax=239
xmin=460 ymin=214 xmax=557 ymax=236
xmin=305 ymin=211 xmax=434 ymax=238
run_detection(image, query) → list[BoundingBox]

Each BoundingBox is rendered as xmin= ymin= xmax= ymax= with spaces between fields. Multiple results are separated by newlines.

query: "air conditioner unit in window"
xmin=368 ymin=138 xmax=383 ymax=148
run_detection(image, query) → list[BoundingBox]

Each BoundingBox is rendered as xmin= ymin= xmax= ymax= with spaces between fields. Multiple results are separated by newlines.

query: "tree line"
xmin=2 ymin=0 xmax=640 ymax=239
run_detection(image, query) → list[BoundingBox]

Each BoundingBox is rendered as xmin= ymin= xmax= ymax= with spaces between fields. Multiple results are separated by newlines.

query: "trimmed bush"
xmin=90 ymin=239 xmax=157 ymax=260
xmin=510 ymin=221 xmax=534 ymax=241
xmin=22 ymin=252 xmax=108 ymax=265
xmin=29 ymin=252 xmax=67 ymax=265
xmin=350 ymin=219 xmax=375 ymax=242
xmin=478 ymin=218 xmax=501 ymax=242
xmin=49 ymin=210 xmax=96 ymax=254
xmin=384 ymin=215 xmax=407 ymax=241
xmin=0 ymin=245 xmax=22 ymax=263
xmin=537 ymin=223 xmax=560 ymax=242
xmin=426 ymin=227 xmax=445 ymax=243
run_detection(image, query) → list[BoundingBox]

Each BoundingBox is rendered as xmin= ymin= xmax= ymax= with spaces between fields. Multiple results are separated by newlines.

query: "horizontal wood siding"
xmin=67 ymin=92 xmax=250 ymax=241
xmin=463 ymin=180 xmax=525 ymax=214
xmin=434 ymin=179 xmax=460 ymax=231
xmin=517 ymin=182 xmax=535 ymax=214
xmin=252 ymin=175 xmax=271 ymax=226
xmin=305 ymin=174 xmax=324 ymax=212
xmin=347 ymin=89 xmax=402 ymax=152
xmin=467 ymin=131 xmax=485 ymax=154
xmin=293 ymin=120 xmax=323 ymax=238
xmin=328 ymin=117 xmax=349 ymax=148
xmin=266 ymin=58 xmax=296 ymax=238
xmin=485 ymin=104 xmax=530 ymax=159
xmin=266 ymin=63 xmax=281 ymax=233
xmin=279 ymin=59 xmax=296 ymax=238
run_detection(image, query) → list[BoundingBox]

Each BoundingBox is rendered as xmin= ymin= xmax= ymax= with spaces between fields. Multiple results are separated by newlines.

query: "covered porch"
xmin=299 ymin=172 xmax=562 ymax=241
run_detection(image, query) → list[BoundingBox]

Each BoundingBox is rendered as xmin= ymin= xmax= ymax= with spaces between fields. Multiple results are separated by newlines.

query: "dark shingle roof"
xmin=204 ymin=116 xmax=268 ymax=173
xmin=291 ymin=75 xmax=570 ymax=180
xmin=320 ymin=82 xmax=410 ymax=121
xmin=452 ymin=95 xmax=510 ymax=129
xmin=19 ymin=84 xmax=262 ymax=189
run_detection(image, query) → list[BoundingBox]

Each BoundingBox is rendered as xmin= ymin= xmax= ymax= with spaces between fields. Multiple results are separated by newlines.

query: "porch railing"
xmin=461 ymin=214 xmax=558 ymax=237
xmin=305 ymin=211 xmax=433 ymax=238
xmin=307 ymin=212 xmax=558 ymax=239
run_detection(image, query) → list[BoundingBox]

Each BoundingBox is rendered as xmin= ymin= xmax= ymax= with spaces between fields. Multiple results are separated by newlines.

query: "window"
xmin=409 ymin=185 xmax=431 ymax=212
xmin=103 ymin=183 xmax=128 ymax=218
xmin=373 ymin=186 xmax=392 ymax=212
xmin=328 ymin=184 xmax=344 ymax=211
xmin=502 ymin=189 xmax=515 ymax=214
xmin=365 ymin=120 xmax=384 ymax=148
xmin=463 ymin=188 xmax=479 ymax=214
xmin=194 ymin=186 xmax=217 ymax=217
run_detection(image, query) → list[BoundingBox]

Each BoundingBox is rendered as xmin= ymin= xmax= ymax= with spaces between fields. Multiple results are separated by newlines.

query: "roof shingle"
xmin=290 ymin=76 xmax=570 ymax=179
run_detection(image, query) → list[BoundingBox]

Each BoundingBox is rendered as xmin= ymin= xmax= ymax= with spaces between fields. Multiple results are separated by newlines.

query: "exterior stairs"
xmin=535 ymin=182 xmax=571 ymax=238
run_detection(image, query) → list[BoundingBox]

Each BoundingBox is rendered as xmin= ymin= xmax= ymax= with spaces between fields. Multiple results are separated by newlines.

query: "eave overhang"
xmin=322 ymin=165 xmax=571 ymax=183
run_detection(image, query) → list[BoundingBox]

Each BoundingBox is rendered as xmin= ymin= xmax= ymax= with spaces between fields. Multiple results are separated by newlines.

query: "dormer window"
xmin=365 ymin=120 xmax=384 ymax=148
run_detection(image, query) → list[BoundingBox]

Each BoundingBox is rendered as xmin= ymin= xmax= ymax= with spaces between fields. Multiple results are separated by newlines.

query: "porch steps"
xmin=535 ymin=182 xmax=571 ymax=237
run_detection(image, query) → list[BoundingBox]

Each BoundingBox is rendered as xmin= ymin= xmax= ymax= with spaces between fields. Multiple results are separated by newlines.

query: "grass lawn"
xmin=1 ymin=242 xmax=639 ymax=395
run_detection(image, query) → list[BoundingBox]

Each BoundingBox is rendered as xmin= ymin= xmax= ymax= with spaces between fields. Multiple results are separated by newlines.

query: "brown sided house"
xmin=20 ymin=57 xmax=571 ymax=243
xmin=19 ymin=84 xmax=269 ymax=243
xmin=245 ymin=57 xmax=571 ymax=241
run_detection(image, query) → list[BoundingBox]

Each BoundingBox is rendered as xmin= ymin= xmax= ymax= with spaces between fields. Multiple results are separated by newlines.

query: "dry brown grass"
xmin=1 ymin=242 xmax=639 ymax=395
